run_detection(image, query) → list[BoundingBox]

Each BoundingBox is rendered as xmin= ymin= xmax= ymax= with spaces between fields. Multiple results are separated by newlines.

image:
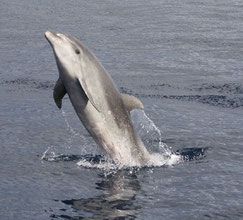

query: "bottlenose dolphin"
xmin=45 ymin=31 xmax=150 ymax=166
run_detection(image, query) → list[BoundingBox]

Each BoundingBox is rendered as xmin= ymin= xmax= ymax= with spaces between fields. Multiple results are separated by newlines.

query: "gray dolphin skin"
xmin=45 ymin=31 xmax=150 ymax=167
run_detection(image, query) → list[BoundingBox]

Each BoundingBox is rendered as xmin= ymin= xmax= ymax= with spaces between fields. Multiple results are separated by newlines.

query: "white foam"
xmin=75 ymin=152 xmax=181 ymax=171
xmin=147 ymin=152 xmax=181 ymax=167
xmin=76 ymin=159 xmax=117 ymax=170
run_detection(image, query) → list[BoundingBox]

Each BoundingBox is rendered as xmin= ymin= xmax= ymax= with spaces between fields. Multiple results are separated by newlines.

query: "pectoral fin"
xmin=121 ymin=94 xmax=144 ymax=112
xmin=77 ymin=77 xmax=101 ymax=112
xmin=53 ymin=78 xmax=66 ymax=109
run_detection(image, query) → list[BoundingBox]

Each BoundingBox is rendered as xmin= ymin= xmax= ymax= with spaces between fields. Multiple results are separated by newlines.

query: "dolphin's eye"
xmin=75 ymin=49 xmax=80 ymax=54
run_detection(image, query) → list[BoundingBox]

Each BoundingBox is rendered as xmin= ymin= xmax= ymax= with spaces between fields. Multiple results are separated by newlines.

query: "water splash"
xmin=42 ymin=109 xmax=181 ymax=169
xmin=41 ymin=146 xmax=59 ymax=161
xmin=142 ymin=110 xmax=171 ymax=155
xmin=131 ymin=110 xmax=171 ymax=155
xmin=131 ymin=110 xmax=181 ymax=167
xmin=61 ymin=110 xmax=80 ymax=149
xmin=41 ymin=110 xmax=83 ymax=161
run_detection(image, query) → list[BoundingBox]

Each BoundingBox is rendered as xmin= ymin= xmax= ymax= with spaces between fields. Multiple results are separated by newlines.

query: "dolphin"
xmin=45 ymin=31 xmax=150 ymax=167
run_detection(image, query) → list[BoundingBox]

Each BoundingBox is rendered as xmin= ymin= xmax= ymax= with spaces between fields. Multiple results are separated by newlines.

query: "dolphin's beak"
xmin=45 ymin=31 xmax=53 ymax=44
xmin=45 ymin=31 xmax=61 ymax=46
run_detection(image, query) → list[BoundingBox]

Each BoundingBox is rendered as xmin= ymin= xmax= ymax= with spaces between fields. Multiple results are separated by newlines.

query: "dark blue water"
xmin=1 ymin=0 xmax=243 ymax=219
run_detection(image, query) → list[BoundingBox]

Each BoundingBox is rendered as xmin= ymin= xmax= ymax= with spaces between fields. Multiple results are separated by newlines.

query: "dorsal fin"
xmin=53 ymin=78 xmax=66 ymax=109
xmin=121 ymin=94 xmax=144 ymax=112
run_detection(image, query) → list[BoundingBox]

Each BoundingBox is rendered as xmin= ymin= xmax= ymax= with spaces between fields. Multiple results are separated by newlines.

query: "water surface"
xmin=0 ymin=0 xmax=243 ymax=219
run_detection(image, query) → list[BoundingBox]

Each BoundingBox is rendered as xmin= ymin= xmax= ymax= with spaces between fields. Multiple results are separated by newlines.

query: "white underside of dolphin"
xmin=45 ymin=31 xmax=151 ymax=167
